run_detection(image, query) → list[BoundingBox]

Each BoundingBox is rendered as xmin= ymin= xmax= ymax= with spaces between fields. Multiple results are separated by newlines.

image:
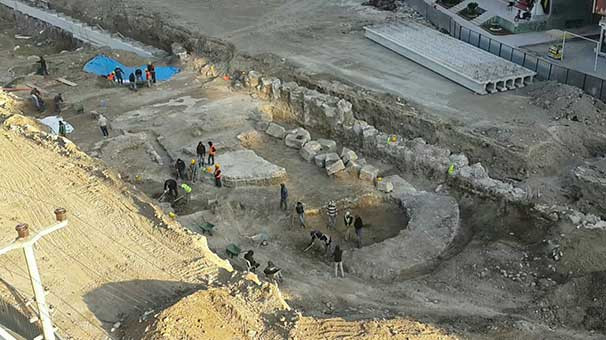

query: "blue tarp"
xmin=83 ymin=55 xmax=180 ymax=82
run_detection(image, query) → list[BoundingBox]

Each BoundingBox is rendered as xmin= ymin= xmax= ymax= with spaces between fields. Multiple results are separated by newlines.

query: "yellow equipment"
xmin=548 ymin=44 xmax=562 ymax=60
xmin=181 ymin=183 xmax=192 ymax=193
xmin=448 ymin=164 xmax=455 ymax=175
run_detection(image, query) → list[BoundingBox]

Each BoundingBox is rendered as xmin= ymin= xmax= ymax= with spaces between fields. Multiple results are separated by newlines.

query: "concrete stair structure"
xmin=365 ymin=22 xmax=535 ymax=94
xmin=0 ymin=0 xmax=167 ymax=59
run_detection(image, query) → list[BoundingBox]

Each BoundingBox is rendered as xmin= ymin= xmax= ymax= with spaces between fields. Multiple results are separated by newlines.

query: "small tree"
xmin=467 ymin=2 xmax=479 ymax=15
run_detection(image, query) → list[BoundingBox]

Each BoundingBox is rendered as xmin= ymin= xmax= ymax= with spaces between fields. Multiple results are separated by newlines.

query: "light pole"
xmin=0 ymin=208 xmax=68 ymax=340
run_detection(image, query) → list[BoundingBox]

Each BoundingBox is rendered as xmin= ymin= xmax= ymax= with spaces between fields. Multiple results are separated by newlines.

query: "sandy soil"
xmin=0 ymin=92 xmax=231 ymax=338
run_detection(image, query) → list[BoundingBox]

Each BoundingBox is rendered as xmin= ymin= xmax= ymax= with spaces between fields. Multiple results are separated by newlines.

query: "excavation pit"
xmin=303 ymin=195 xmax=410 ymax=248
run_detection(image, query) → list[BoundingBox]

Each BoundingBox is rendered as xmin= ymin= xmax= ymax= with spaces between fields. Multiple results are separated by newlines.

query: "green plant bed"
xmin=481 ymin=20 xmax=513 ymax=36
xmin=458 ymin=2 xmax=486 ymax=21
xmin=437 ymin=0 xmax=463 ymax=9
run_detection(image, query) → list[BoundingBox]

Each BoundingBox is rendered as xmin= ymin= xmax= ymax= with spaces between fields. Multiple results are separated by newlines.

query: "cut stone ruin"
xmin=215 ymin=150 xmax=287 ymax=187
xmin=284 ymin=128 xmax=311 ymax=149
xmin=348 ymin=176 xmax=461 ymax=280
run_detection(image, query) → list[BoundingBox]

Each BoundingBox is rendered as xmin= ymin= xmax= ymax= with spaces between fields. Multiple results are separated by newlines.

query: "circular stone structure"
xmin=348 ymin=179 xmax=461 ymax=281
xmin=215 ymin=150 xmax=287 ymax=187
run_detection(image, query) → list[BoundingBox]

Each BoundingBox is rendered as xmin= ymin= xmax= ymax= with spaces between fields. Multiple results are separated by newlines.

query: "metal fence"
xmin=404 ymin=0 xmax=606 ymax=100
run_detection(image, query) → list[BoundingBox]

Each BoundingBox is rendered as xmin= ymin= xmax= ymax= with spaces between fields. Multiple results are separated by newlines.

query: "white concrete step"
xmin=471 ymin=11 xmax=493 ymax=25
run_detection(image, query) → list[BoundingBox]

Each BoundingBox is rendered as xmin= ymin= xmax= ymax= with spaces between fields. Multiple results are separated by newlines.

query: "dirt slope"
xmin=0 ymin=92 xmax=229 ymax=338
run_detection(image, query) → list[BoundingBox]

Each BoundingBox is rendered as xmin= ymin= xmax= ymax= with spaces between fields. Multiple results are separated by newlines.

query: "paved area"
xmin=524 ymin=38 xmax=606 ymax=79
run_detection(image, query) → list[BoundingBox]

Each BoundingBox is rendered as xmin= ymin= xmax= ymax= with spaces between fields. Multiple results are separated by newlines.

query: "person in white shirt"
xmin=98 ymin=114 xmax=109 ymax=137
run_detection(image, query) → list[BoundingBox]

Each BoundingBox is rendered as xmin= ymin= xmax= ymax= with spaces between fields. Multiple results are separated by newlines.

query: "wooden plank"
xmin=56 ymin=77 xmax=77 ymax=87
xmin=0 ymin=87 xmax=31 ymax=92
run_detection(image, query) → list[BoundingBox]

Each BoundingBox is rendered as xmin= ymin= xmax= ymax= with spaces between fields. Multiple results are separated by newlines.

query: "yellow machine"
xmin=548 ymin=44 xmax=562 ymax=60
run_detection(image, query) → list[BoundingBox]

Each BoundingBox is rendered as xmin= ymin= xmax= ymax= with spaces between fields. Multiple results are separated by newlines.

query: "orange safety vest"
xmin=108 ymin=73 xmax=115 ymax=81
xmin=209 ymin=145 xmax=216 ymax=156
xmin=145 ymin=70 xmax=151 ymax=80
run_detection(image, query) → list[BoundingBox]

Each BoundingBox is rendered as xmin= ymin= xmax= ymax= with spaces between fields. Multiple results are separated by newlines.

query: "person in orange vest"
xmin=208 ymin=141 xmax=216 ymax=166
xmin=147 ymin=62 xmax=156 ymax=83
xmin=214 ymin=163 xmax=222 ymax=187
xmin=107 ymin=72 xmax=115 ymax=81
xmin=145 ymin=69 xmax=152 ymax=87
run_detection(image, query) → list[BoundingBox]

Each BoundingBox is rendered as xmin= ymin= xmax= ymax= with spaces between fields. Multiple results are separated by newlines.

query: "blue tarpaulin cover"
xmin=83 ymin=55 xmax=180 ymax=81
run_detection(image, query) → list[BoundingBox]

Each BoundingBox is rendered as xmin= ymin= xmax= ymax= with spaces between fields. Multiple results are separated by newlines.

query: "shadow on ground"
xmin=83 ymin=279 xmax=202 ymax=332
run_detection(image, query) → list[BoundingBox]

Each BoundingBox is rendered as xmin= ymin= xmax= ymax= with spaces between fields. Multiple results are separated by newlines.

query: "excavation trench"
xmin=4 ymin=3 xmax=606 ymax=338
xmin=2 ymin=0 xmax=558 ymax=281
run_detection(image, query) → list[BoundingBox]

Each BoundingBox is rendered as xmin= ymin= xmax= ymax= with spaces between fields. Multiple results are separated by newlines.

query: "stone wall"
xmin=240 ymin=70 xmax=606 ymax=233
xmin=243 ymin=71 xmax=528 ymax=204
xmin=0 ymin=4 xmax=81 ymax=51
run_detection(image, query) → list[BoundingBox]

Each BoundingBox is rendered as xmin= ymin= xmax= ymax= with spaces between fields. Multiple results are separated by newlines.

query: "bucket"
xmin=54 ymin=208 xmax=67 ymax=222
xmin=15 ymin=223 xmax=29 ymax=239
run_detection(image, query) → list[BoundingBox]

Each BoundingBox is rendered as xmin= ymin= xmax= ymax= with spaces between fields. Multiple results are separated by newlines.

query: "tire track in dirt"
xmin=0 ymin=125 xmax=226 ymax=338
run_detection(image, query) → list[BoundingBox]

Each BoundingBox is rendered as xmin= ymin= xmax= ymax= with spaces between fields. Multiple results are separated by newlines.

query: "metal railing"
xmin=405 ymin=0 xmax=606 ymax=100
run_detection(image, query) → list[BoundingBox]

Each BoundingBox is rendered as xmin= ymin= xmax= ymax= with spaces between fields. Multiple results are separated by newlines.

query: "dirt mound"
xmin=292 ymin=317 xmax=459 ymax=339
xmin=139 ymin=271 xmax=460 ymax=340
xmin=140 ymin=273 xmax=293 ymax=340
xmin=526 ymin=81 xmax=606 ymax=124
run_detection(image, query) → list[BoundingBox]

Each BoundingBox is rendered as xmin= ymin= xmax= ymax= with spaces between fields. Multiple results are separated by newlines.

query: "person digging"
xmin=160 ymin=179 xmax=179 ymax=201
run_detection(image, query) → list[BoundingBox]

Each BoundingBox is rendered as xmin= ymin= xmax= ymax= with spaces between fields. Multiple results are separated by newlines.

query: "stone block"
xmin=317 ymin=138 xmax=337 ymax=152
xmin=284 ymin=128 xmax=311 ymax=149
xmin=340 ymin=147 xmax=358 ymax=165
xmin=259 ymin=77 xmax=273 ymax=99
xmin=345 ymin=159 xmax=364 ymax=177
xmin=324 ymin=153 xmax=341 ymax=166
xmin=359 ymin=165 xmax=379 ymax=182
xmin=383 ymin=175 xmax=416 ymax=195
xmin=287 ymin=85 xmax=305 ymax=115
xmin=362 ymin=126 xmax=379 ymax=148
xmin=247 ymin=71 xmax=261 ymax=88
xmin=459 ymin=163 xmax=489 ymax=180
xmin=271 ymin=78 xmax=282 ymax=99
xmin=353 ymin=120 xmax=369 ymax=136
xmin=256 ymin=121 xmax=269 ymax=131
xmin=376 ymin=179 xmax=394 ymax=193
xmin=300 ymin=141 xmax=322 ymax=161
xmin=326 ymin=159 xmax=345 ymax=175
xmin=448 ymin=153 xmax=469 ymax=170
xmin=337 ymin=99 xmax=354 ymax=125
xmin=171 ymin=42 xmax=188 ymax=61
xmin=314 ymin=153 xmax=329 ymax=168
xmin=266 ymin=123 xmax=286 ymax=139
